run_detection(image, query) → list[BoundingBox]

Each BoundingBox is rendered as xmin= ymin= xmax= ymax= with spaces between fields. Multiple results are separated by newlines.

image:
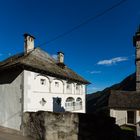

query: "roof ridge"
xmin=0 ymin=48 xmax=90 ymax=84
xmin=31 ymin=47 xmax=57 ymax=63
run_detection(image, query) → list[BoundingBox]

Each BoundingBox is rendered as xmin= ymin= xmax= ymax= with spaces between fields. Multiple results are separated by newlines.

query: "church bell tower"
xmin=133 ymin=26 xmax=140 ymax=91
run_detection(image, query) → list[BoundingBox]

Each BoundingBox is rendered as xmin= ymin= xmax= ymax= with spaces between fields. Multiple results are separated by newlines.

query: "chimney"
xmin=57 ymin=52 xmax=64 ymax=63
xmin=24 ymin=33 xmax=35 ymax=54
xmin=133 ymin=25 xmax=140 ymax=91
xmin=57 ymin=52 xmax=65 ymax=68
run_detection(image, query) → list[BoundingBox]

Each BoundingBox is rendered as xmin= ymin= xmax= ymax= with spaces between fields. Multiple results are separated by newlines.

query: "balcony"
xmin=65 ymin=101 xmax=82 ymax=111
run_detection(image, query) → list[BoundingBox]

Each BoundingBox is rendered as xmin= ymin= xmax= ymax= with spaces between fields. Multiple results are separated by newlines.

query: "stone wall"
xmin=23 ymin=111 xmax=125 ymax=140
xmin=23 ymin=112 xmax=78 ymax=140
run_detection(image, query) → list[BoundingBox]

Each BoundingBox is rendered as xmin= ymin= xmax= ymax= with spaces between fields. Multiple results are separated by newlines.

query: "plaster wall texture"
xmin=136 ymin=111 xmax=140 ymax=136
xmin=23 ymin=112 xmax=78 ymax=140
xmin=23 ymin=70 xmax=86 ymax=113
xmin=0 ymin=70 xmax=22 ymax=130
xmin=110 ymin=109 xmax=127 ymax=126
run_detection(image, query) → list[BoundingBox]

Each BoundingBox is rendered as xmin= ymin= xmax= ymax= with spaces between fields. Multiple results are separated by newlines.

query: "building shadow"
xmin=78 ymin=113 xmax=136 ymax=140
xmin=0 ymin=67 xmax=22 ymax=84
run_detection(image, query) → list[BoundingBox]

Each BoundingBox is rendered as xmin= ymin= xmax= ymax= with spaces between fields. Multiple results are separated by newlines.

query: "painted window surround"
xmin=33 ymin=72 xmax=86 ymax=94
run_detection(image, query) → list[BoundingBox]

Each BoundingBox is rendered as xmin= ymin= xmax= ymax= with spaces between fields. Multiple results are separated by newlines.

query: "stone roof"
xmin=109 ymin=90 xmax=140 ymax=110
xmin=0 ymin=48 xmax=90 ymax=84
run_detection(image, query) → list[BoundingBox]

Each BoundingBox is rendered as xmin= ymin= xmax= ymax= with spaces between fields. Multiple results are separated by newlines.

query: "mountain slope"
xmin=86 ymin=73 xmax=136 ymax=113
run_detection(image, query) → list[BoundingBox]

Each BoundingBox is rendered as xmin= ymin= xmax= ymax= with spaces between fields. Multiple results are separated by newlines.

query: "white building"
xmin=0 ymin=33 xmax=90 ymax=131
xmin=109 ymin=90 xmax=140 ymax=126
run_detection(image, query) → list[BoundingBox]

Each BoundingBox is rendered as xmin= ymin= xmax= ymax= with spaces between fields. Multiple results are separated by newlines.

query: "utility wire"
xmin=37 ymin=0 xmax=128 ymax=47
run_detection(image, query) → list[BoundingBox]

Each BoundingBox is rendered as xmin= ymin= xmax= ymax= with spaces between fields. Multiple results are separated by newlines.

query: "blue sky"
xmin=0 ymin=0 xmax=139 ymax=93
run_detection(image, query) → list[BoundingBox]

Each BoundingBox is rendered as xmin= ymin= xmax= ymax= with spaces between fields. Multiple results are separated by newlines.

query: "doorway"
xmin=127 ymin=111 xmax=135 ymax=124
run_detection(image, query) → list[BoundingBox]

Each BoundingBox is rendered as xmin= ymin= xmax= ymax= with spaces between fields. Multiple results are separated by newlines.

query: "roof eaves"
xmin=21 ymin=63 xmax=90 ymax=84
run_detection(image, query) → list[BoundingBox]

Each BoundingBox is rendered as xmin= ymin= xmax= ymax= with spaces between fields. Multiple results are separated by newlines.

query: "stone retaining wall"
xmin=23 ymin=112 xmax=78 ymax=140
xmin=23 ymin=111 xmax=121 ymax=140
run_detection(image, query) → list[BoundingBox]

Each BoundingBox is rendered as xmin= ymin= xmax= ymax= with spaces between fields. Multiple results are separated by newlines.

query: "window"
xmin=127 ymin=111 xmax=135 ymax=124
xmin=67 ymin=83 xmax=71 ymax=89
xmin=55 ymin=82 xmax=59 ymax=87
xmin=40 ymin=79 xmax=46 ymax=85
xmin=76 ymin=98 xmax=82 ymax=105
xmin=76 ymin=85 xmax=79 ymax=90
xmin=65 ymin=97 xmax=75 ymax=111
xmin=76 ymin=84 xmax=80 ymax=94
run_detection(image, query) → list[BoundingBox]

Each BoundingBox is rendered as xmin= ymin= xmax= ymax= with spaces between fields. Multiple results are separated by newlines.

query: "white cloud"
xmin=88 ymin=71 xmax=101 ymax=74
xmin=97 ymin=57 xmax=128 ymax=66
xmin=51 ymin=54 xmax=57 ymax=60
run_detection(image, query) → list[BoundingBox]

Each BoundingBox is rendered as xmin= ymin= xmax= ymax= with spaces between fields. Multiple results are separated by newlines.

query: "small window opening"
xmin=55 ymin=82 xmax=59 ymax=87
xmin=40 ymin=79 xmax=46 ymax=85
xmin=76 ymin=85 xmax=79 ymax=90
xmin=67 ymin=84 xmax=71 ymax=89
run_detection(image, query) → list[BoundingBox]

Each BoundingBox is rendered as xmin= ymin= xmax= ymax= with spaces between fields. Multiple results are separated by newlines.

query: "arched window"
xmin=76 ymin=84 xmax=80 ymax=94
xmin=66 ymin=97 xmax=74 ymax=102
xmin=34 ymin=75 xmax=50 ymax=92
xmin=65 ymin=97 xmax=75 ymax=111
xmin=75 ymin=97 xmax=82 ymax=110
xmin=51 ymin=79 xmax=63 ymax=93
xmin=76 ymin=97 xmax=82 ymax=102
xmin=66 ymin=82 xmax=72 ymax=94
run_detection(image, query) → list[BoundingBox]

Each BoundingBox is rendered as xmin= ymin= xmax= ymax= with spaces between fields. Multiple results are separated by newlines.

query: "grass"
xmin=120 ymin=125 xmax=136 ymax=140
xmin=121 ymin=125 xmax=136 ymax=132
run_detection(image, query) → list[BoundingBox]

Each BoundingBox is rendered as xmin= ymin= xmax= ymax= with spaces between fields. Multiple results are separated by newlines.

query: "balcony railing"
xmin=65 ymin=102 xmax=82 ymax=111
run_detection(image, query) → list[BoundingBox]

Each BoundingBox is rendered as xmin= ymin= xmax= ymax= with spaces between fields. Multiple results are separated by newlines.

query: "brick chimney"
xmin=57 ymin=52 xmax=65 ymax=68
xmin=133 ymin=26 xmax=140 ymax=91
xmin=24 ymin=33 xmax=35 ymax=54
